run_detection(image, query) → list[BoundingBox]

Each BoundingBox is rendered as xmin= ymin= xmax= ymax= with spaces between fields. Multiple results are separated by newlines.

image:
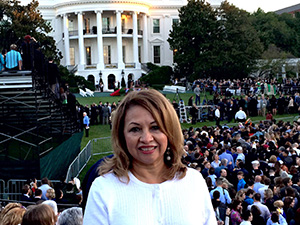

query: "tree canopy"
xmin=168 ymin=0 xmax=300 ymax=80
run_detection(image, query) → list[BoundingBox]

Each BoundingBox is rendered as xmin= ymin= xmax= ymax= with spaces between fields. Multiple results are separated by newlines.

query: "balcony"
xmin=66 ymin=27 xmax=143 ymax=37
xmin=105 ymin=63 xmax=118 ymax=69
xmin=125 ymin=63 xmax=135 ymax=68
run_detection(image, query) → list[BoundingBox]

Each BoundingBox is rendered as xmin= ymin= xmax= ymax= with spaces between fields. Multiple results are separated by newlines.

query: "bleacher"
xmin=0 ymin=70 xmax=80 ymax=179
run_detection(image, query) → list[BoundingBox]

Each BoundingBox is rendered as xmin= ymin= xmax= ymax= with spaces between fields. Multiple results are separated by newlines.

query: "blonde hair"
xmin=235 ymin=189 xmax=246 ymax=201
xmin=46 ymin=188 xmax=55 ymax=199
xmin=2 ymin=207 xmax=26 ymax=225
xmin=98 ymin=89 xmax=186 ymax=182
xmin=274 ymin=200 xmax=284 ymax=208
xmin=0 ymin=203 xmax=22 ymax=221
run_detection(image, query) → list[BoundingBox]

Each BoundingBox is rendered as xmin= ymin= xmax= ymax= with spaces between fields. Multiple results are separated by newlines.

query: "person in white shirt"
xmin=247 ymin=193 xmax=270 ymax=222
xmin=83 ymin=89 xmax=217 ymax=225
xmin=215 ymin=106 xmax=220 ymax=126
xmin=235 ymin=107 xmax=247 ymax=123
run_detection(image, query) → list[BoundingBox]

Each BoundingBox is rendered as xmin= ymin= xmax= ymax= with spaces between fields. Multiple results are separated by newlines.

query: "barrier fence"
xmin=0 ymin=179 xmax=60 ymax=201
xmin=0 ymin=137 xmax=112 ymax=200
xmin=65 ymin=137 xmax=112 ymax=182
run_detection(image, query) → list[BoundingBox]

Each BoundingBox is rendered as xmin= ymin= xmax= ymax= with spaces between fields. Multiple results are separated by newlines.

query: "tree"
xmin=252 ymin=9 xmax=299 ymax=58
xmin=168 ymin=0 xmax=219 ymax=81
xmin=0 ymin=0 xmax=61 ymax=61
xmin=215 ymin=1 xmax=263 ymax=78
xmin=168 ymin=0 xmax=263 ymax=80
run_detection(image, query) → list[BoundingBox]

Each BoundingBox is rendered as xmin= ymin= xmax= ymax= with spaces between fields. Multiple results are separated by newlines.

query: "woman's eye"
xmin=152 ymin=126 xmax=160 ymax=130
xmin=129 ymin=127 xmax=140 ymax=132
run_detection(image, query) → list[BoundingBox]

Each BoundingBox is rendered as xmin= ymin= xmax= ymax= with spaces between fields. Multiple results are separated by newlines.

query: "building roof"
xmin=275 ymin=3 xmax=300 ymax=15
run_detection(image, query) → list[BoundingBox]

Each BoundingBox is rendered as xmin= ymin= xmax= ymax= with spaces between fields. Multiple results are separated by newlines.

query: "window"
xmin=122 ymin=46 xmax=126 ymax=63
xmin=153 ymin=46 xmax=160 ymax=64
xmin=122 ymin=18 xmax=125 ymax=33
xmin=102 ymin=17 xmax=110 ymax=33
xmin=84 ymin=18 xmax=90 ymax=34
xmin=138 ymin=46 xmax=141 ymax=63
xmin=86 ymin=47 xmax=91 ymax=65
xmin=70 ymin=47 xmax=75 ymax=65
xmin=153 ymin=19 xmax=160 ymax=33
xmin=69 ymin=19 xmax=74 ymax=31
xmin=172 ymin=18 xmax=179 ymax=25
xmin=104 ymin=46 xmax=111 ymax=64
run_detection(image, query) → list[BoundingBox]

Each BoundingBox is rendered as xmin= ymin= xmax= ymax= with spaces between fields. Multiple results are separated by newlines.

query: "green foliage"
xmin=59 ymin=65 xmax=95 ymax=92
xmin=168 ymin=0 xmax=263 ymax=80
xmin=252 ymin=9 xmax=300 ymax=57
xmin=0 ymin=0 xmax=61 ymax=61
xmin=140 ymin=63 xmax=173 ymax=87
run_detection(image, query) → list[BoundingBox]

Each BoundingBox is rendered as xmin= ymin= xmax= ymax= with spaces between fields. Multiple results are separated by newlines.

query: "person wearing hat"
xmin=5 ymin=44 xmax=22 ymax=71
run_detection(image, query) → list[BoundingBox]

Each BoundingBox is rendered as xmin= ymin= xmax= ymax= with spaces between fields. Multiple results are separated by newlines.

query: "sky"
xmin=210 ymin=0 xmax=300 ymax=13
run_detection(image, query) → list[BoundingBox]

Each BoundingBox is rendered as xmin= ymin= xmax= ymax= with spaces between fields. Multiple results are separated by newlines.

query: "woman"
xmin=283 ymin=197 xmax=296 ymax=225
xmin=1 ymin=207 xmax=26 ymax=225
xmin=211 ymin=153 xmax=221 ymax=168
xmin=83 ymin=89 xmax=216 ymax=224
xmin=231 ymin=199 xmax=243 ymax=225
xmin=288 ymin=96 xmax=294 ymax=114
xmin=22 ymin=204 xmax=56 ymax=225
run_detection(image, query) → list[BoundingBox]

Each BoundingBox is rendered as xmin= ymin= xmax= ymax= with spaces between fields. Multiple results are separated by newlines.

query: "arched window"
xmin=87 ymin=75 xmax=95 ymax=85
xmin=127 ymin=73 xmax=134 ymax=88
xmin=108 ymin=74 xmax=116 ymax=90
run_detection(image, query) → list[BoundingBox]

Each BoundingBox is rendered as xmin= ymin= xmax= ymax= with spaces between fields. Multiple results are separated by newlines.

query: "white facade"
xmin=20 ymin=0 xmax=219 ymax=91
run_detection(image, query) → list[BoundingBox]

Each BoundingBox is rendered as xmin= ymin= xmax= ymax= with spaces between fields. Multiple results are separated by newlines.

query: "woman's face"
xmin=124 ymin=105 xmax=168 ymax=168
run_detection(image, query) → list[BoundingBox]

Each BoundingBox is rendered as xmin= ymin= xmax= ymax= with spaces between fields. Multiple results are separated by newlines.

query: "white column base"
xmin=118 ymin=62 xmax=125 ymax=69
xmin=135 ymin=62 xmax=141 ymax=69
xmin=97 ymin=63 xmax=105 ymax=70
xmin=78 ymin=64 xmax=85 ymax=71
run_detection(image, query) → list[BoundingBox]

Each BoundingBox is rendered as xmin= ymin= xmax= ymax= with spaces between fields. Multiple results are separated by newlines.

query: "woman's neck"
xmin=130 ymin=163 xmax=168 ymax=184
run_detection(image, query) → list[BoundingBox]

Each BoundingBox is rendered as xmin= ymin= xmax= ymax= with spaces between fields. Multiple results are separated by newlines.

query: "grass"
xmin=76 ymin=92 xmax=299 ymax=181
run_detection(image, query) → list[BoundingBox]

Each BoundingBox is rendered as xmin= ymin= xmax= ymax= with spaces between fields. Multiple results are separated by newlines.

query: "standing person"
xmin=47 ymin=57 xmax=60 ymax=95
xmin=0 ymin=50 xmax=5 ymax=72
xmin=83 ymin=89 xmax=217 ymax=225
xmin=39 ymin=177 xmax=52 ymax=200
xmin=99 ymin=81 xmax=104 ymax=92
xmin=261 ymin=95 xmax=267 ymax=117
xmin=5 ymin=44 xmax=22 ymax=71
xmin=194 ymin=84 xmax=201 ymax=106
xmin=83 ymin=112 xmax=90 ymax=137
xmin=215 ymin=106 xmax=221 ymax=126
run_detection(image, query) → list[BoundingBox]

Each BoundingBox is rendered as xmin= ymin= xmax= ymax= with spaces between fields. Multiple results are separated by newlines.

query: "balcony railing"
xmin=66 ymin=27 xmax=143 ymax=36
xmin=125 ymin=63 xmax=135 ymax=68
xmin=105 ymin=63 xmax=118 ymax=69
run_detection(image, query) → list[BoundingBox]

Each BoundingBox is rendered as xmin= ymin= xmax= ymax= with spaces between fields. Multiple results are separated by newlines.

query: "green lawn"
xmin=76 ymin=92 xmax=299 ymax=181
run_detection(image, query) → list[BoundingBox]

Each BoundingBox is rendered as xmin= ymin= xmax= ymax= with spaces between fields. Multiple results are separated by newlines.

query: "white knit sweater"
xmin=83 ymin=168 xmax=217 ymax=225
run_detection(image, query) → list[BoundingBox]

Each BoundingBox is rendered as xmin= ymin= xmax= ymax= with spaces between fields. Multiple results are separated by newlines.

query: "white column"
xmin=96 ymin=10 xmax=104 ymax=70
xmin=142 ymin=14 xmax=148 ymax=63
xmin=63 ymin=14 xmax=70 ymax=66
xmin=77 ymin=12 xmax=85 ymax=70
xmin=116 ymin=10 xmax=124 ymax=69
xmin=132 ymin=12 xmax=140 ymax=69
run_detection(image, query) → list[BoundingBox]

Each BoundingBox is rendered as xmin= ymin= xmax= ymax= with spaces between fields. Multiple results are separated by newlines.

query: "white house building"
xmin=20 ymin=0 xmax=220 ymax=91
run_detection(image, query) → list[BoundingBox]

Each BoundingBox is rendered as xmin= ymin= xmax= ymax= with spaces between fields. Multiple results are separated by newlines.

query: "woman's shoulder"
xmin=182 ymin=168 xmax=205 ymax=182
xmin=92 ymin=172 xmax=125 ymax=189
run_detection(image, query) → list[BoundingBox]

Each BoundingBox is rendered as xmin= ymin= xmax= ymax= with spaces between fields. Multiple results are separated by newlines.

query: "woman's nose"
xmin=140 ymin=130 xmax=153 ymax=143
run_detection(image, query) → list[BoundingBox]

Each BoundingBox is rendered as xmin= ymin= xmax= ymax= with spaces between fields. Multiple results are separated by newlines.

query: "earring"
xmin=166 ymin=147 xmax=171 ymax=161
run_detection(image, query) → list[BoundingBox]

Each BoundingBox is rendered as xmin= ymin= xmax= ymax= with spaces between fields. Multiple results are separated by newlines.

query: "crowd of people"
xmin=0 ymin=177 xmax=83 ymax=225
xmin=184 ymin=78 xmax=300 ymax=126
xmin=182 ymin=118 xmax=300 ymax=224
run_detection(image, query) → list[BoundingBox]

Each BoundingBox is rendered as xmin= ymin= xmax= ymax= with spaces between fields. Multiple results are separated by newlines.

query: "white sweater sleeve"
xmin=83 ymin=177 xmax=109 ymax=225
